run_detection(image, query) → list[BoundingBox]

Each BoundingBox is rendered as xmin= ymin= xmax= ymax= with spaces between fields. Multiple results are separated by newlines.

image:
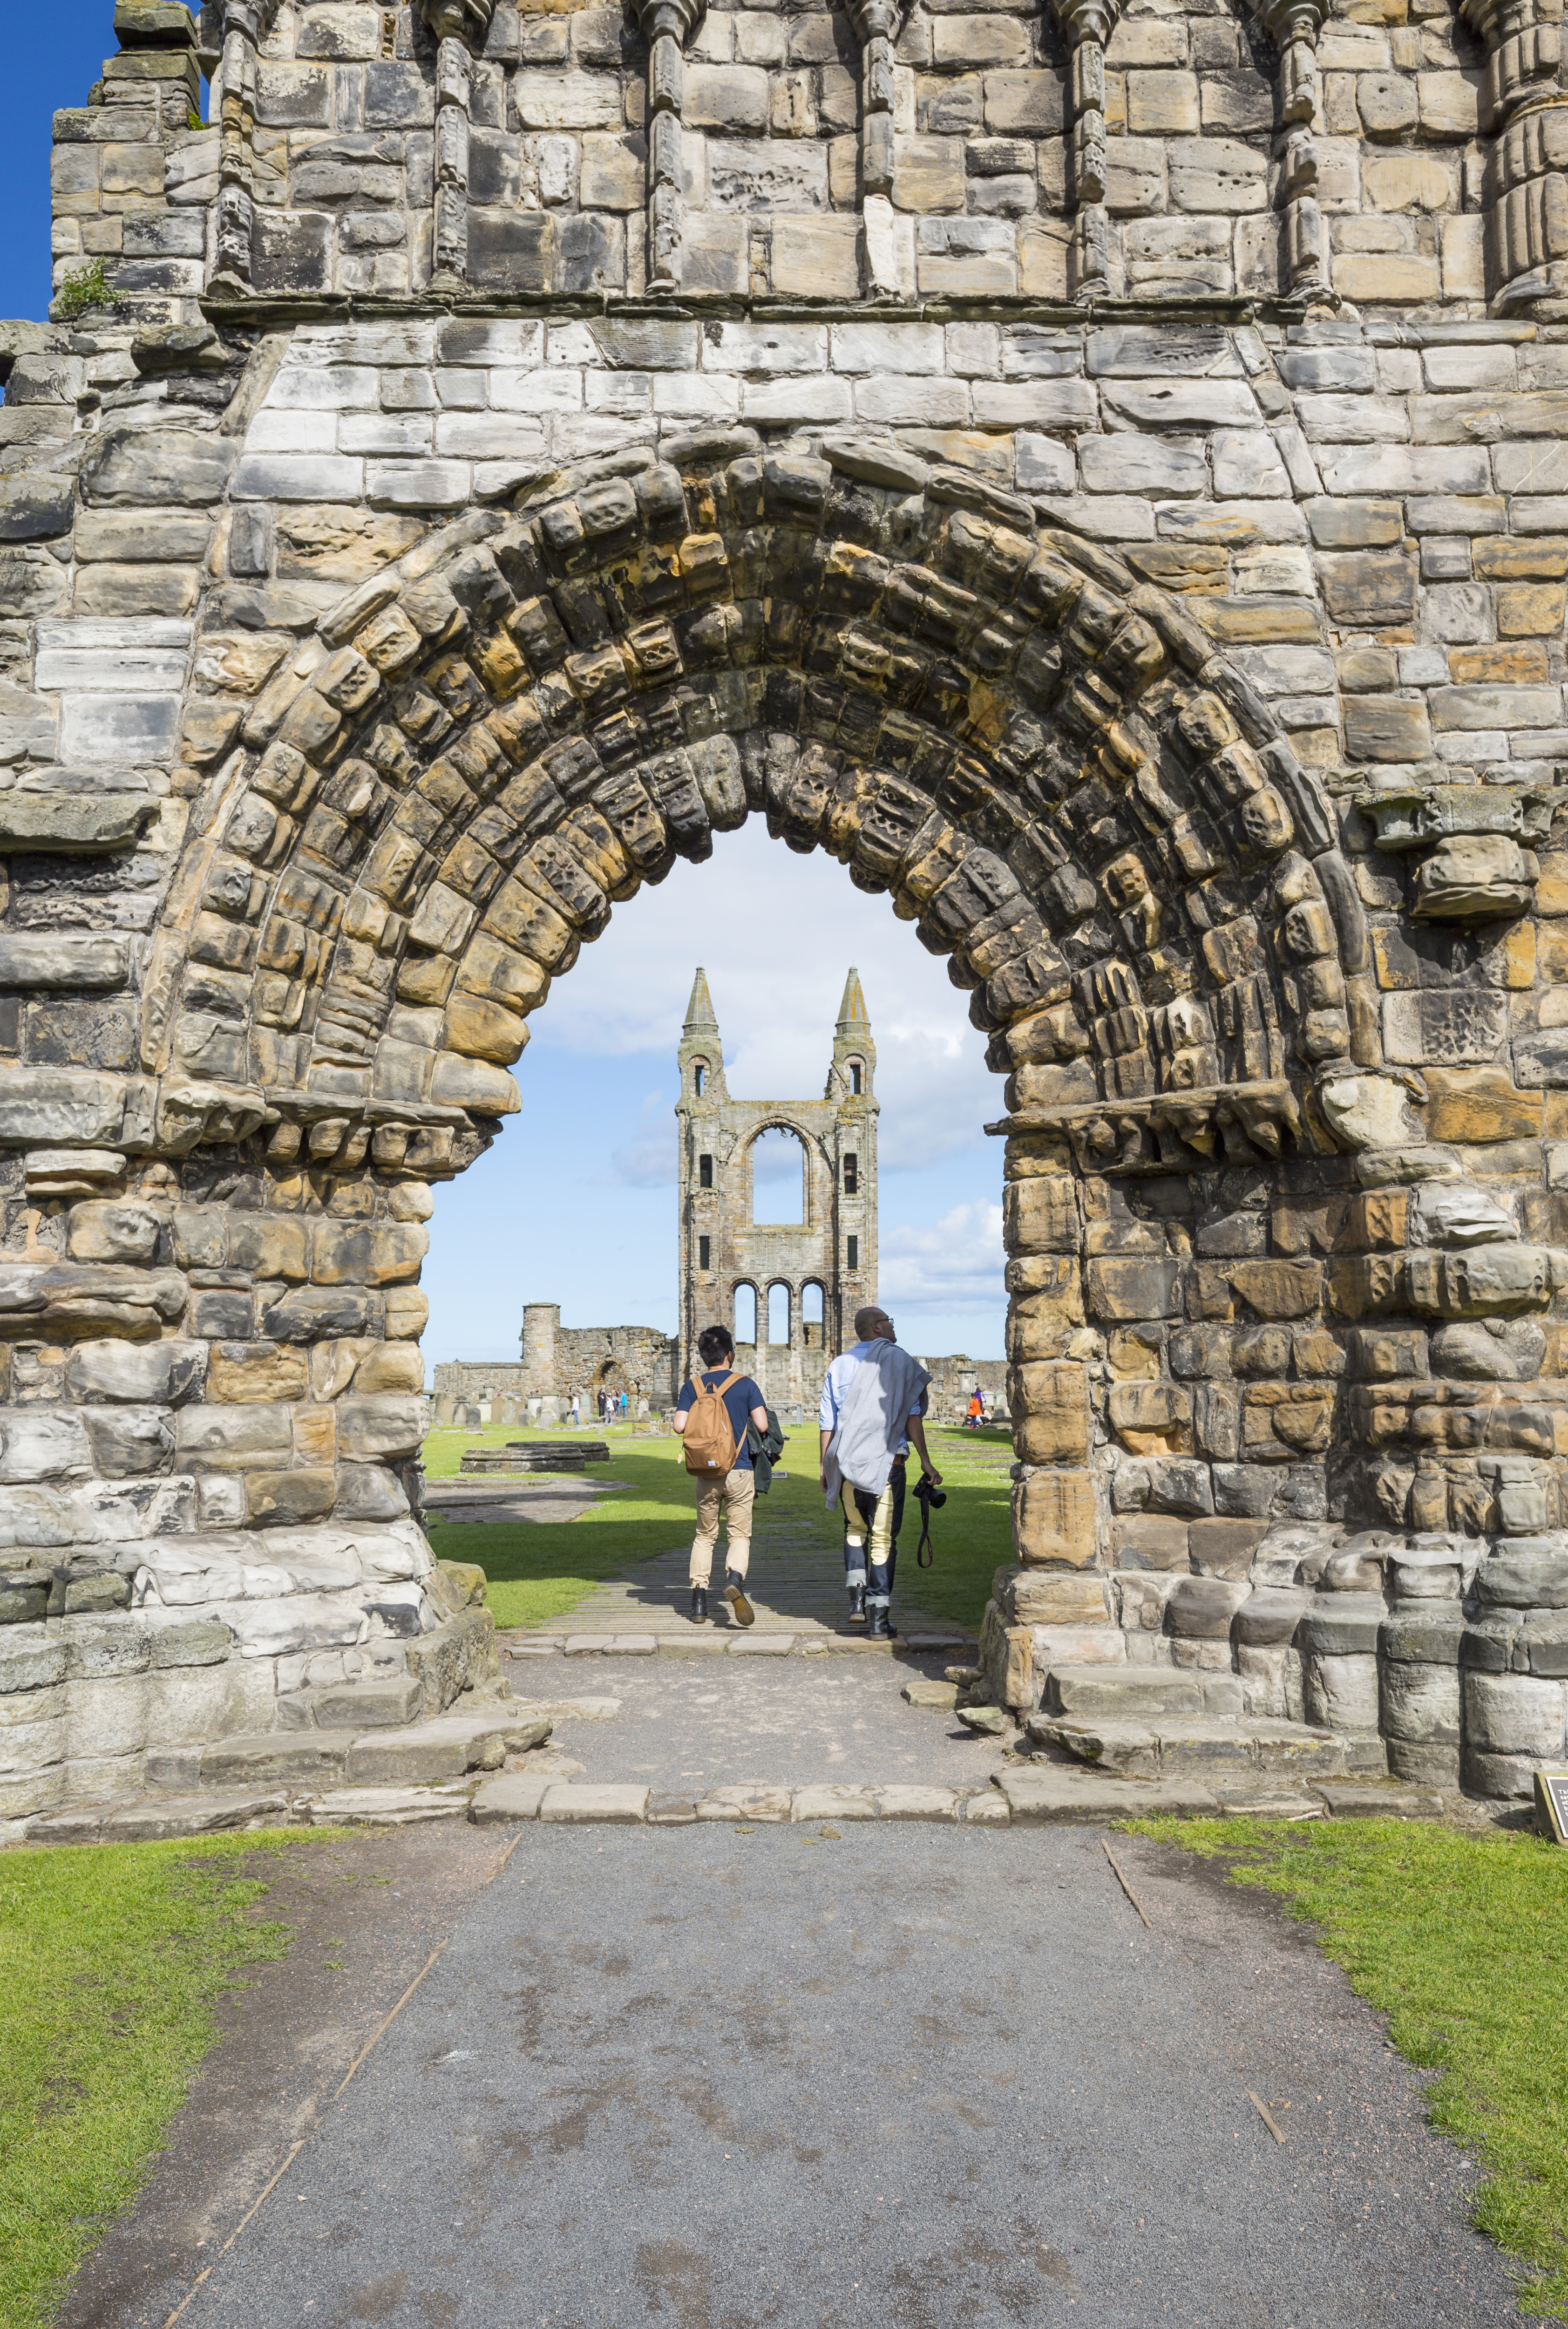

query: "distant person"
xmin=570 ymin=1390 xmax=581 ymax=1428
xmin=672 ymin=1326 xmax=769 ymax=1627
xmin=967 ymin=1390 xmax=983 ymax=1430
xmin=620 ymin=1390 xmax=629 ymax=1421
xmin=820 ymin=1307 xmax=942 ymax=1639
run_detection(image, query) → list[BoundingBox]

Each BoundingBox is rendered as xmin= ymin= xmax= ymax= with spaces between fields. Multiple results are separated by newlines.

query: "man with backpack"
xmin=820 ymin=1307 xmax=942 ymax=1639
xmin=672 ymin=1326 xmax=770 ymax=1626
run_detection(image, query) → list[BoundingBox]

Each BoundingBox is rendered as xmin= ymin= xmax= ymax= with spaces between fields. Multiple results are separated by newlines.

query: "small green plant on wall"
xmin=54 ymin=259 xmax=120 ymax=320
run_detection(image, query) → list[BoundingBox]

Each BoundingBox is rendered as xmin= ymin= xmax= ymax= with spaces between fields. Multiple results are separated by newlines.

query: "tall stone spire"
xmin=683 ymin=966 xmax=719 ymax=1035
xmin=830 ymin=968 xmax=875 ymax=1097
xmin=679 ymin=967 xmax=726 ymax=1101
xmin=835 ymin=967 xmax=869 ymax=1033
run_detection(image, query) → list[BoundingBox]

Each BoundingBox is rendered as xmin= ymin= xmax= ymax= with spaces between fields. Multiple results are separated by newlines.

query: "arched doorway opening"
xmin=26 ymin=430 xmax=1493 ymax=1803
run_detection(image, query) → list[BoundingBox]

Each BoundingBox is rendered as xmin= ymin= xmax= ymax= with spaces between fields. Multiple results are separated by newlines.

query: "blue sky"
xmin=1 ymin=14 xmax=1010 ymax=1373
xmin=425 ymin=824 xmax=1010 ymax=1369
xmin=0 ymin=10 xmax=122 ymax=320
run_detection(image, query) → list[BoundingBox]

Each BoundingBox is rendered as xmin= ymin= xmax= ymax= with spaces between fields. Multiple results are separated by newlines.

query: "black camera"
xmin=914 ymin=1475 xmax=946 ymax=1510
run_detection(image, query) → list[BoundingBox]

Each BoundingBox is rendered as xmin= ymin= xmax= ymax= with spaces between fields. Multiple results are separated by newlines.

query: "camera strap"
xmin=916 ymin=1486 xmax=936 ymax=1570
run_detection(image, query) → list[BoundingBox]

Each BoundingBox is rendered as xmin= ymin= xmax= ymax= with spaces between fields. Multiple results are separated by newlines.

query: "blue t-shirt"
xmin=677 ymin=1371 xmax=765 ymax=1470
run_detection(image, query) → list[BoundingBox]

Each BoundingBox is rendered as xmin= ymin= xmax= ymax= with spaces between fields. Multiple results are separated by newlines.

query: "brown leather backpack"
xmin=683 ymin=1372 xmax=740 ymax=1476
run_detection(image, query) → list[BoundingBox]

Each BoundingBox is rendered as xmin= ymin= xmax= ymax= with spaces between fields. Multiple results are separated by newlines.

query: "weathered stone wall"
xmin=10 ymin=0 xmax=1568 ymax=1822
xmin=431 ymin=1314 xmax=680 ymax=1416
xmin=918 ymin=1352 xmax=1011 ymax=1422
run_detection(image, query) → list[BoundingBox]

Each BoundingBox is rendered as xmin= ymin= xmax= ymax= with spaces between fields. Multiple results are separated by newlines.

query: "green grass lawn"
xmin=0 ymin=1832 xmax=323 ymax=2329
xmin=422 ymin=1418 xmax=1016 ymax=1634
xmin=1136 ymin=1815 xmax=1568 ymax=2319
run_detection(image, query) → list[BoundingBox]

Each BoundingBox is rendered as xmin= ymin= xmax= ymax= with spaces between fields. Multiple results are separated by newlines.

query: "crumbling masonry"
xmin=13 ymin=0 xmax=1568 ymax=1819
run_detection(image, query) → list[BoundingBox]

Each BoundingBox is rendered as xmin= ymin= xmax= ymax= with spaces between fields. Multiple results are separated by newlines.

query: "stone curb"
xmin=505 ymin=1634 xmax=975 ymax=1659
xmin=6 ymin=1773 xmax=1453 ymax=1849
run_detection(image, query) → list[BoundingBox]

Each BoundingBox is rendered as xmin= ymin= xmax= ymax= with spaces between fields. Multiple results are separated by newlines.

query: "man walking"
xmin=820 ymin=1307 xmax=942 ymax=1639
xmin=672 ymin=1325 xmax=770 ymax=1627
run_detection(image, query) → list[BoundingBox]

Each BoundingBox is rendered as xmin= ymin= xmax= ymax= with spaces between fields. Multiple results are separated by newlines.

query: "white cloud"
xmin=530 ymin=819 xmax=1002 ymax=1173
xmin=607 ymin=1089 xmax=675 ymax=1187
xmin=879 ymin=1202 xmax=1006 ymax=1319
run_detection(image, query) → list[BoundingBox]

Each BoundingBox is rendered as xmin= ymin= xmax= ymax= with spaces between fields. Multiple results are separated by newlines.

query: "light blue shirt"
xmin=820 ymin=1341 xmax=911 ymax=1456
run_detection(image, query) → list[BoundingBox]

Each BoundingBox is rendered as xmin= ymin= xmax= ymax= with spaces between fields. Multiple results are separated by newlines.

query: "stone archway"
xmin=6 ymin=415 xmax=1568 ymax=1820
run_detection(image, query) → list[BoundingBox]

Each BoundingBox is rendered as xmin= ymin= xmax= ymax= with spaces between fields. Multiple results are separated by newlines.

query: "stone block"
xmin=1304 ymin=1651 xmax=1379 ymax=1733
xmin=469 ymin=1772 xmax=551 ymax=1823
xmin=982 ymin=71 xmax=1065 ymax=135
xmin=1382 ymin=992 xmax=1508 ymax=1066
xmin=1430 ymin=686 xmax=1562 ymax=731
xmin=1381 ymin=1659 xmax=1460 ymax=1746
xmin=1011 ymin=1363 xmax=1089 ymax=1463
xmin=1012 ymin=1471 xmax=1097 ymax=1567
xmin=791 ymin=1784 xmax=877 ymax=1822
xmin=207 ymin=1344 xmax=310 ymax=1405
xmin=684 ymin=66 xmax=769 ymax=133
xmin=1113 ymin=1516 xmax=1190 ymax=1570
xmin=1010 ymin=1571 xmax=1110 ymax=1626
xmin=1189 ymin=1519 xmax=1267 ymax=1578
xmin=1002 ymin=1176 xmax=1079 ymax=1255
xmin=199 ymin=1732 xmax=346 ymax=1788
xmin=81 ymin=427 xmax=236 ymax=508
xmin=874 ymin=1786 xmax=962 ymax=1819
xmin=1462 ymin=1671 xmax=1564 ymax=1757
xmin=1318 ymin=551 xmax=1418 ymax=627
xmin=1344 ymin=695 xmax=1432 ymax=762
xmin=1108 ymin=1381 xmax=1192 ymax=1453
xmin=540 ymin=1782 xmax=650 ymax=1822
xmin=1086 ymin=1257 xmax=1181 ymax=1321
xmin=312 ymin=1221 xmax=427 ymax=1286
xmin=1126 ymin=71 xmax=1200 ymax=133
xmin=1425 ymin=1072 xmax=1541 ymax=1145
xmin=1165 ymin=1576 xmax=1250 ymax=1638
xmin=227 ymin=1215 xmax=311 ymax=1281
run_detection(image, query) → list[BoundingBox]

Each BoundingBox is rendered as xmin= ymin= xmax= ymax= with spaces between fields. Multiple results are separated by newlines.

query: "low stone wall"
xmin=978 ymin=1514 xmax=1568 ymax=1798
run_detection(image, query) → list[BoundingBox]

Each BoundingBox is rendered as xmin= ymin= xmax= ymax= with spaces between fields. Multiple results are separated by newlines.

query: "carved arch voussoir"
xmin=149 ymin=438 xmax=1379 ymax=1185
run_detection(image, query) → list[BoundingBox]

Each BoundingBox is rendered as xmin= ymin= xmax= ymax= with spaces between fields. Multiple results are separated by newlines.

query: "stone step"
xmin=27 ymin=1791 xmax=294 ymax=1845
xmin=197 ymin=1706 xmax=554 ymax=1792
xmin=461 ymin=1441 xmax=609 ymax=1474
xmin=1046 ymin=1669 xmax=1244 ymax=1720
xmin=1028 ymin=1713 xmax=1350 ymax=1782
xmin=277 ymin=1678 xmax=424 ymax=1730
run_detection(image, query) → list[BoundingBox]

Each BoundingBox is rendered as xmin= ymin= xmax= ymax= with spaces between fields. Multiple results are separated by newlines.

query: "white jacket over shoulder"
xmin=821 ymin=1341 xmax=931 ymax=1505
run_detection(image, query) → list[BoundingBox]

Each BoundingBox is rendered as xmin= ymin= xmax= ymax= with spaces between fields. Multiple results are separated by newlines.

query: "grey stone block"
xmin=0 ymin=477 xmax=75 ymax=541
xmin=0 ymin=935 xmax=130 ymax=990
xmin=466 ymin=209 xmax=553 ymax=293
xmin=469 ymin=1771 xmax=551 ymax=1823
xmin=539 ymin=1782 xmax=650 ymax=1822
xmin=200 ymin=1733 xmax=346 ymax=1788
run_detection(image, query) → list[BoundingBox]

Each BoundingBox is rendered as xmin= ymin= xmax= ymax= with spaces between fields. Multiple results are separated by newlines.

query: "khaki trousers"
xmin=840 ymin=1478 xmax=896 ymax=1562
xmin=690 ymin=1466 xmax=755 ymax=1586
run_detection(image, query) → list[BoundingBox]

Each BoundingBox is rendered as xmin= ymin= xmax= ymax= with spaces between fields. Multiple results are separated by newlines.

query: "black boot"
xmin=723 ymin=1568 xmax=755 ymax=1627
xmin=690 ymin=1586 xmax=708 ymax=1624
xmin=847 ymin=1583 xmax=867 ymax=1622
xmin=866 ymin=1604 xmax=893 ymax=1639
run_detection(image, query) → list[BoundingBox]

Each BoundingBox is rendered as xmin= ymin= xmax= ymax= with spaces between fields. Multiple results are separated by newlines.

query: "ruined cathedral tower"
xmin=676 ymin=972 xmax=878 ymax=1410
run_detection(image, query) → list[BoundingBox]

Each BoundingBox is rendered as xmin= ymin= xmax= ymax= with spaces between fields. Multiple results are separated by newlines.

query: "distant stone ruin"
xmin=434 ymin=970 xmax=1009 ymax=1425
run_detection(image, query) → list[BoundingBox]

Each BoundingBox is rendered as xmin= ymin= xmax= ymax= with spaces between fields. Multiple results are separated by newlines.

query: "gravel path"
xmin=153 ymin=1823 xmax=1517 ymax=2329
xmin=511 ymin=1645 xmax=1012 ymax=1792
